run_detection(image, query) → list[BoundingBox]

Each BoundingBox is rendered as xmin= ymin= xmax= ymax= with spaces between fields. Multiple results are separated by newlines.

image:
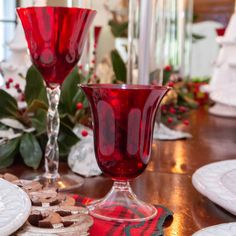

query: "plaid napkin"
xmin=73 ymin=194 xmax=173 ymax=236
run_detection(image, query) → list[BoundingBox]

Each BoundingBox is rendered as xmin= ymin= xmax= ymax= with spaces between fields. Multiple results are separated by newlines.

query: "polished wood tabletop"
xmin=4 ymin=107 xmax=236 ymax=236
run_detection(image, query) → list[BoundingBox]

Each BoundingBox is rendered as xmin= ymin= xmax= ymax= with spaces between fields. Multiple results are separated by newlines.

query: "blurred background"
xmin=0 ymin=0 xmax=235 ymax=82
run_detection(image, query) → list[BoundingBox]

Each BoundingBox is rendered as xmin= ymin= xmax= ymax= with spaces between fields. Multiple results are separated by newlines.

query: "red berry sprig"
xmin=164 ymin=65 xmax=172 ymax=72
xmin=76 ymin=102 xmax=83 ymax=110
xmin=167 ymin=117 xmax=173 ymax=124
xmin=81 ymin=130 xmax=88 ymax=137
xmin=8 ymin=78 xmax=13 ymax=83
xmin=183 ymin=119 xmax=189 ymax=126
xmin=169 ymin=107 xmax=176 ymax=114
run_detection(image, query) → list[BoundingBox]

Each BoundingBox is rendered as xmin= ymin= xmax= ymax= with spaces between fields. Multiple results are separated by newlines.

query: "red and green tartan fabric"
xmin=73 ymin=194 xmax=173 ymax=236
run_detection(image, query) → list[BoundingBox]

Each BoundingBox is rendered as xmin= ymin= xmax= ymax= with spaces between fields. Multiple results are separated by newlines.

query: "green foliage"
xmin=109 ymin=20 xmax=128 ymax=37
xmin=25 ymin=65 xmax=48 ymax=106
xmin=59 ymin=67 xmax=92 ymax=127
xmin=0 ymin=90 xmax=20 ymax=119
xmin=0 ymin=65 xmax=84 ymax=170
xmin=27 ymin=100 xmax=48 ymax=113
xmin=58 ymin=122 xmax=79 ymax=158
xmin=163 ymin=71 xmax=172 ymax=85
xmin=177 ymin=91 xmax=198 ymax=109
xmin=60 ymin=67 xmax=82 ymax=116
xmin=111 ymin=50 xmax=127 ymax=83
xmin=20 ymin=133 xmax=42 ymax=169
xmin=0 ymin=138 xmax=20 ymax=169
xmin=191 ymin=77 xmax=210 ymax=83
xmin=31 ymin=109 xmax=47 ymax=135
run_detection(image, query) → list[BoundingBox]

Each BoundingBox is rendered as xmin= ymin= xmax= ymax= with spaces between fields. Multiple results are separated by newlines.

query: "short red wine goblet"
xmin=81 ymin=84 xmax=169 ymax=222
xmin=17 ymin=7 xmax=96 ymax=190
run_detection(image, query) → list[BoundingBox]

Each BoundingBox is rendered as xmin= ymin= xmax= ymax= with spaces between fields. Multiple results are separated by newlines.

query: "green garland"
xmin=0 ymin=65 xmax=93 ymax=169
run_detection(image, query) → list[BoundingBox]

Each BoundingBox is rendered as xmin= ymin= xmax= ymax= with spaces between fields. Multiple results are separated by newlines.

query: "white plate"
xmin=0 ymin=178 xmax=31 ymax=236
xmin=193 ymin=223 xmax=236 ymax=236
xmin=192 ymin=160 xmax=236 ymax=215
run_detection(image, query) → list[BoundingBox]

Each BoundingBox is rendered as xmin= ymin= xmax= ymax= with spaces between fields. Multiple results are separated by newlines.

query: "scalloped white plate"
xmin=0 ymin=178 xmax=31 ymax=236
xmin=192 ymin=160 xmax=236 ymax=215
xmin=193 ymin=223 xmax=236 ymax=236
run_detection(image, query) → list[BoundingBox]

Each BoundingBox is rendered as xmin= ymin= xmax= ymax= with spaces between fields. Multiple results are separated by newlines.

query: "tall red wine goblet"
xmin=81 ymin=84 xmax=169 ymax=222
xmin=17 ymin=7 xmax=96 ymax=190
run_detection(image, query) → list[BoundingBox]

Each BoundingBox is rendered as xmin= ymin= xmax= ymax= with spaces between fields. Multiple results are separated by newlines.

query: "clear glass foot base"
xmin=22 ymin=173 xmax=84 ymax=192
xmin=88 ymin=181 xmax=157 ymax=222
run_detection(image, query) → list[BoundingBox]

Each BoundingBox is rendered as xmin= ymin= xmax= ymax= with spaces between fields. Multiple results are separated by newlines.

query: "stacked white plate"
xmin=0 ymin=178 xmax=31 ymax=236
xmin=193 ymin=223 xmax=236 ymax=236
xmin=192 ymin=160 xmax=236 ymax=235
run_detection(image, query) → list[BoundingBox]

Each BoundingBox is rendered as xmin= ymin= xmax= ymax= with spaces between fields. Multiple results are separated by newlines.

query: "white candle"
xmin=127 ymin=0 xmax=136 ymax=84
xmin=150 ymin=0 xmax=165 ymax=77
xmin=138 ymin=0 xmax=152 ymax=85
xmin=178 ymin=0 xmax=185 ymax=75
xmin=67 ymin=0 xmax=73 ymax=7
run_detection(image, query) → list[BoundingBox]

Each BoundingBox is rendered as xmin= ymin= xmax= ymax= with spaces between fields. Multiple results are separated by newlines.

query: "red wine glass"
xmin=81 ymin=84 xmax=169 ymax=222
xmin=17 ymin=7 xmax=96 ymax=190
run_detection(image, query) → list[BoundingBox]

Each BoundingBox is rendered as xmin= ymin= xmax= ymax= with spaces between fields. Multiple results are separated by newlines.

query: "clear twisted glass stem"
xmin=44 ymin=86 xmax=61 ymax=180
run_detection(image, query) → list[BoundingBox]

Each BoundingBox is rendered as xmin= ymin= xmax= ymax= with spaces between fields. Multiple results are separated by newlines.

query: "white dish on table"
xmin=0 ymin=178 xmax=31 ymax=236
xmin=192 ymin=160 xmax=236 ymax=215
xmin=193 ymin=222 xmax=236 ymax=236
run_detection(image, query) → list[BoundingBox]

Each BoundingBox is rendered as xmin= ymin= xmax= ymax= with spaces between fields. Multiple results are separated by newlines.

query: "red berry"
xmin=167 ymin=81 xmax=175 ymax=87
xmin=169 ymin=107 xmax=176 ymax=114
xmin=167 ymin=117 xmax=173 ymax=124
xmin=179 ymin=106 xmax=187 ymax=113
xmin=79 ymin=65 xmax=83 ymax=70
xmin=71 ymin=194 xmax=79 ymax=201
xmin=81 ymin=130 xmax=88 ymax=137
xmin=183 ymin=120 xmax=189 ymax=126
xmin=91 ymin=59 xmax=96 ymax=64
xmin=8 ymin=78 xmax=13 ymax=83
xmin=17 ymin=88 xmax=22 ymax=94
xmin=164 ymin=65 xmax=172 ymax=72
xmin=14 ymin=83 xmax=20 ymax=89
xmin=6 ymin=82 xmax=10 ymax=89
xmin=76 ymin=102 xmax=83 ymax=110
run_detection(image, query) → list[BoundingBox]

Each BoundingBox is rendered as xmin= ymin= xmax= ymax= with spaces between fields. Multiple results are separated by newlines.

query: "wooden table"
xmin=5 ymin=107 xmax=236 ymax=236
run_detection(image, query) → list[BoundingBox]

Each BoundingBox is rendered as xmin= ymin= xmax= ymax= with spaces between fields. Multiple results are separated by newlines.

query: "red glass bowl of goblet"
xmin=81 ymin=84 xmax=169 ymax=222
